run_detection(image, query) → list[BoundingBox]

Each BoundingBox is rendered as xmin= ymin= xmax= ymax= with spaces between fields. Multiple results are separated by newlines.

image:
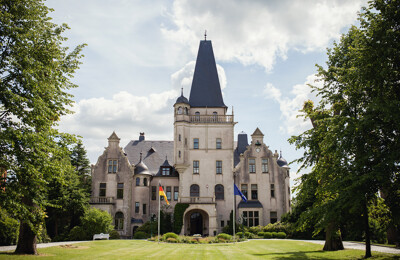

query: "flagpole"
xmin=233 ymin=181 xmax=236 ymax=242
xmin=158 ymin=182 xmax=161 ymax=243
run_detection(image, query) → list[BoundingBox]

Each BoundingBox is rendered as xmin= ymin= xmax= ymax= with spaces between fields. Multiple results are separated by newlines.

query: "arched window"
xmin=215 ymin=184 xmax=224 ymax=200
xmin=115 ymin=212 xmax=124 ymax=230
xmin=136 ymin=177 xmax=140 ymax=186
xmin=184 ymin=107 xmax=188 ymax=115
xmin=190 ymin=184 xmax=200 ymax=197
xmin=195 ymin=111 xmax=200 ymax=121
xmin=212 ymin=111 xmax=218 ymax=121
xmin=143 ymin=178 xmax=147 ymax=186
xmin=177 ymin=106 xmax=183 ymax=114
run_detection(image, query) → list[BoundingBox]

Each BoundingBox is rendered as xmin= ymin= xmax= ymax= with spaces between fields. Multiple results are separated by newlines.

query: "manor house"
xmin=90 ymin=39 xmax=291 ymax=238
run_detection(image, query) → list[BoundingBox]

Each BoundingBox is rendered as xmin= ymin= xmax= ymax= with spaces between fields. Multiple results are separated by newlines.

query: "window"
xmin=193 ymin=138 xmax=199 ymax=149
xmin=216 ymin=161 xmax=222 ymax=174
xmin=262 ymin=159 xmax=268 ymax=173
xmin=271 ymin=184 xmax=275 ymax=198
xmin=184 ymin=107 xmax=188 ymax=115
xmin=179 ymin=134 xmax=181 ymax=141
xmin=251 ymin=184 xmax=258 ymax=200
xmin=195 ymin=111 xmax=200 ymax=121
xmin=221 ymin=220 xmax=225 ymax=227
xmin=108 ymin=160 xmax=118 ymax=173
xmin=241 ymin=184 xmax=248 ymax=200
xmin=135 ymin=202 xmax=140 ymax=213
xmin=243 ymin=211 xmax=259 ymax=227
xmin=216 ymin=138 xmax=222 ymax=149
xmin=212 ymin=111 xmax=218 ymax=120
xmin=288 ymin=187 xmax=290 ymax=196
xmin=249 ymin=159 xmax=256 ymax=173
xmin=190 ymin=184 xmax=200 ymax=197
xmin=162 ymin=167 xmax=170 ymax=176
xmin=215 ymin=184 xmax=224 ymax=200
xmin=143 ymin=178 xmax=148 ymax=186
xmin=136 ymin=177 xmax=140 ymax=186
xmin=174 ymin=186 xmax=179 ymax=201
xmin=177 ymin=106 xmax=183 ymax=114
xmin=193 ymin=160 xmax=199 ymax=174
xmin=270 ymin=211 xmax=278 ymax=224
xmin=99 ymin=183 xmax=106 ymax=197
xmin=143 ymin=204 xmax=147 ymax=215
xmin=115 ymin=212 xmax=124 ymax=230
xmin=117 ymin=183 xmax=124 ymax=199
xmin=151 ymin=186 xmax=156 ymax=200
xmin=179 ymin=151 xmax=181 ymax=158
xmin=185 ymin=138 xmax=187 ymax=146
xmin=166 ymin=186 xmax=171 ymax=201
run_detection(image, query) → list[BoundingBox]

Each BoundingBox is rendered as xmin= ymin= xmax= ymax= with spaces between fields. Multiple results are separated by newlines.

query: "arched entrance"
xmin=184 ymin=209 xmax=209 ymax=236
xmin=190 ymin=212 xmax=203 ymax=235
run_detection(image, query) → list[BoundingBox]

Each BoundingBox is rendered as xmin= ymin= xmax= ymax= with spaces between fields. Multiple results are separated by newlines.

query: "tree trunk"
xmin=323 ymin=222 xmax=344 ymax=251
xmin=364 ymin=201 xmax=372 ymax=258
xmin=15 ymin=220 xmax=38 ymax=255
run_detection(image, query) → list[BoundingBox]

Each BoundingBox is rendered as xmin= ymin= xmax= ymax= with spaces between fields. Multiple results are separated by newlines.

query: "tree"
xmin=290 ymin=0 xmax=400 ymax=257
xmin=0 ymin=0 xmax=85 ymax=254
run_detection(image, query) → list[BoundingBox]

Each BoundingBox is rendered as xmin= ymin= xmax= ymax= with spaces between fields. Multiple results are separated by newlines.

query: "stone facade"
xmin=90 ymin=39 xmax=290 ymax=238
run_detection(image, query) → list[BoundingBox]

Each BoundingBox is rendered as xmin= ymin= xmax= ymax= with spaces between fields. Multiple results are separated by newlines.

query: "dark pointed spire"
xmin=189 ymin=39 xmax=226 ymax=108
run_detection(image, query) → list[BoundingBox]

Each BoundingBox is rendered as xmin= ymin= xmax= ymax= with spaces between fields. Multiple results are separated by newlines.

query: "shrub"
xmin=249 ymin=225 xmax=262 ymax=234
xmin=257 ymin=232 xmax=265 ymax=237
xmin=271 ymin=232 xmax=279 ymax=238
xmin=217 ymin=233 xmax=232 ymax=241
xmin=0 ymin=208 xmax=19 ymax=246
xmin=133 ymin=231 xmax=149 ymax=239
xmin=276 ymin=232 xmax=286 ymax=239
xmin=244 ymin=232 xmax=254 ymax=238
xmin=166 ymin=237 xmax=178 ymax=243
xmin=263 ymin=232 xmax=272 ymax=239
xmin=109 ymin=230 xmax=120 ymax=239
xmin=163 ymin=232 xmax=179 ymax=241
xmin=236 ymin=232 xmax=244 ymax=238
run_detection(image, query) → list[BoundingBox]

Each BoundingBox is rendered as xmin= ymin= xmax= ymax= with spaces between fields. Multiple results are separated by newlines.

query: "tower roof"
xmin=189 ymin=40 xmax=226 ymax=108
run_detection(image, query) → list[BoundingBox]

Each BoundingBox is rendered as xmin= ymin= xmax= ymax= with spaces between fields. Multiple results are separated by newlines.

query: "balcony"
xmin=90 ymin=197 xmax=115 ymax=204
xmin=189 ymin=115 xmax=234 ymax=124
xmin=179 ymin=197 xmax=216 ymax=204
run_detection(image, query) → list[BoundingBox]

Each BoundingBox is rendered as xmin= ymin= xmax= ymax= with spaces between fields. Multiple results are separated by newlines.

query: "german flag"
xmin=159 ymin=185 xmax=170 ymax=205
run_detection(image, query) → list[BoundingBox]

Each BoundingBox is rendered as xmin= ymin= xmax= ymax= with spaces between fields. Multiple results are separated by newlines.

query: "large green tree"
xmin=0 ymin=0 xmax=85 ymax=254
xmin=290 ymin=0 xmax=400 ymax=257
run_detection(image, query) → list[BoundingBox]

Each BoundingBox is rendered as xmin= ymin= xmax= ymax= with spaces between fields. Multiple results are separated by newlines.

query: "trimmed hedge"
xmin=217 ymin=233 xmax=232 ymax=241
xmin=133 ymin=231 xmax=149 ymax=239
xmin=173 ymin=203 xmax=189 ymax=234
xmin=163 ymin=232 xmax=179 ymax=241
xmin=263 ymin=232 xmax=273 ymax=239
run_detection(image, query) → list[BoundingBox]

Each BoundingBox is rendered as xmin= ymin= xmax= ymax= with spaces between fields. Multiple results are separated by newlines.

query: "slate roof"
xmin=277 ymin=151 xmax=288 ymax=167
xmin=238 ymin=200 xmax=263 ymax=208
xmin=189 ymin=40 xmax=226 ymax=108
xmin=124 ymin=139 xmax=174 ymax=175
xmin=234 ymin=131 xmax=249 ymax=166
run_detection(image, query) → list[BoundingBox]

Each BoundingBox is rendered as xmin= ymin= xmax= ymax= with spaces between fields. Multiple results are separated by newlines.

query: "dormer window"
xmin=162 ymin=167 xmax=170 ymax=176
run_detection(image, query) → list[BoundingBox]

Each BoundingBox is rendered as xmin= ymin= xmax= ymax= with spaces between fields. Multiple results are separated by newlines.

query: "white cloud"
xmin=162 ymin=0 xmax=366 ymax=71
xmin=58 ymin=90 xmax=178 ymax=163
xmin=264 ymin=74 xmax=322 ymax=135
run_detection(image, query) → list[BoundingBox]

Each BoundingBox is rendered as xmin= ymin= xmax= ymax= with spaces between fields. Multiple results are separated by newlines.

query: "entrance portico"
xmin=183 ymin=204 xmax=217 ymax=236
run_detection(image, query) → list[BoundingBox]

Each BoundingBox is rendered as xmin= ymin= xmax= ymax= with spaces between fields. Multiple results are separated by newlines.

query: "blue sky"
xmin=47 ymin=0 xmax=367 ymax=186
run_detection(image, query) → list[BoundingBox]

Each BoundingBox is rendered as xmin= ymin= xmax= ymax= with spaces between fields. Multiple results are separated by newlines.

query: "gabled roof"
xmin=189 ymin=40 xmax=226 ymax=108
xmin=251 ymin=127 xmax=264 ymax=136
xmin=108 ymin=131 xmax=120 ymax=141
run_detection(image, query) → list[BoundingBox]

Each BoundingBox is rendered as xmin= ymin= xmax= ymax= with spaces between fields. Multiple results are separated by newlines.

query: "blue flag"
xmin=234 ymin=184 xmax=247 ymax=202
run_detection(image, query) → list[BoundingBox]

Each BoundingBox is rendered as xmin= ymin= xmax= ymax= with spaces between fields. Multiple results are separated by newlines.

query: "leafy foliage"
xmin=0 ymin=207 xmax=19 ymax=245
xmin=173 ymin=203 xmax=189 ymax=234
xmin=289 ymin=0 xmax=400 ymax=256
xmin=0 ymin=0 xmax=85 ymax=254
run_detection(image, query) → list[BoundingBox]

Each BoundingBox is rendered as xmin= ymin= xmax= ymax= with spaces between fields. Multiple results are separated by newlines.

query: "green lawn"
xmin=0 ymin=240 xmax=398 ymax=259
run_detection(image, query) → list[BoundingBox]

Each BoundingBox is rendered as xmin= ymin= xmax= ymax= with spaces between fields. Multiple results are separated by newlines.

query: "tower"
xmin=173 ymin=39 xmax=236 ymax=235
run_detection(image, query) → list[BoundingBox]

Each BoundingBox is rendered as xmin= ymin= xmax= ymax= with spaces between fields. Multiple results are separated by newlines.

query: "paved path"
xmin=0 ymin=240 xmax=399 ymax=255
xmin=299 ymin=240 xmax=400 ymax=254
xmin=0 ymin=241 xmax=85 ymax=252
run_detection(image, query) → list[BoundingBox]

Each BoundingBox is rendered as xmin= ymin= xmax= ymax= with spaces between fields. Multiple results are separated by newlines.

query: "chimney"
xmin=139 ymin=132 xmax=145 ymax=142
